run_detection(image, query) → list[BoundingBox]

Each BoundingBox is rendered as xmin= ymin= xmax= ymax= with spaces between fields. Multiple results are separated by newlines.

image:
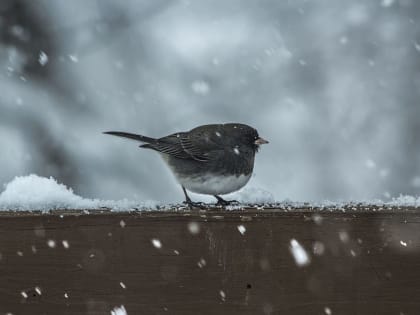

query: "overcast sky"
xmin=1 ymin=0 xmax=419 ymax=203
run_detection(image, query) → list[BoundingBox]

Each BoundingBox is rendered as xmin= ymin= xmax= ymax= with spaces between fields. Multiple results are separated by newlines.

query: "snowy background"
xmin=1 ymin=0 xmax=420 ymax=204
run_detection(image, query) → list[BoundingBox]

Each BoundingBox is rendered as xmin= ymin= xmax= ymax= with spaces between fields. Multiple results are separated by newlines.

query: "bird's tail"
xmin=103 ymin=131 xmax=157 ymax=144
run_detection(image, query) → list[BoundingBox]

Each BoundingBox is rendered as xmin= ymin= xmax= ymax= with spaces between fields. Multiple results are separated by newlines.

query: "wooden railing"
xmin=0 ymin=206 xmax=419 ymax=315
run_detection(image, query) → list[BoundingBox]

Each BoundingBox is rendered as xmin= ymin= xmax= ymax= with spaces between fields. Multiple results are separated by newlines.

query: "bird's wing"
xmin=141 ymin=132 xmax=219 ymax=162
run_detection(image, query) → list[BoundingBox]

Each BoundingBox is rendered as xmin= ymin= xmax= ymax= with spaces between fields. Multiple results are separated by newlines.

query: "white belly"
xmin=177 ymin=173 xmax=251 ymax=195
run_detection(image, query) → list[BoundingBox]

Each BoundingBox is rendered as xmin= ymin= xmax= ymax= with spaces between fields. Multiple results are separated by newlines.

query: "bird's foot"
xmin=214 ymin=195 xmax=239 ymax=207
xmin=183 ymin=200 xmax=207 ymax=210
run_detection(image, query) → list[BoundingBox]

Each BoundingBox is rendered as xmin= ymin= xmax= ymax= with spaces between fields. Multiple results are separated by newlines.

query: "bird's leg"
xmin=213 ymin=195 xmax=239 ymax=206
xmin=182 ymin=186 xmax=192 ymax=204
xmin=182 ymin=186 xmax=206 ymax=209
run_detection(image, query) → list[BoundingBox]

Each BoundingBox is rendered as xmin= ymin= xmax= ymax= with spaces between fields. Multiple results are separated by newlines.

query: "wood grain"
xmin=0 ymin=208 xmax=419 ymax=314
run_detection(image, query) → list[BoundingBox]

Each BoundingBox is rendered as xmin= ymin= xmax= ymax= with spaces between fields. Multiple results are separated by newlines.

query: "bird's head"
xmin=224 ymin=123 xmax=269 ymax=152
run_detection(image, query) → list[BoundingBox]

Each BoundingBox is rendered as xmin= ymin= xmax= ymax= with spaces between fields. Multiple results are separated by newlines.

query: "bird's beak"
xmin=255 ymin=137 xmax=269 ymax=145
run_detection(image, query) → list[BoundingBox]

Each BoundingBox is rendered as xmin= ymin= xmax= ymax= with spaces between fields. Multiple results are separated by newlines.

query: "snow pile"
xmin=228 ymin=187 xmax=275 ymax=204
xmin=0 ymin=174 xmax=91 ymax=210
xmin=0 ymin=174 xmax=158 ymax=211
xmin=0 ymin=174 xmax=419 ymax=211
xmin=387 ymin=195 xmax=420 ymax=207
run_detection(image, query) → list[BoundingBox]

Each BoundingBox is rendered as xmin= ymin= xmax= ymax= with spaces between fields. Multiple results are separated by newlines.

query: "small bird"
xmin=104 ymin=123 xmax=268 ymax=207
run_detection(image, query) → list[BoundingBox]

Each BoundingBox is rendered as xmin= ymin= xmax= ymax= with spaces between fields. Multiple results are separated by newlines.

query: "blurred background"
xmin=0 ymin=0 xmax=419 ymax=203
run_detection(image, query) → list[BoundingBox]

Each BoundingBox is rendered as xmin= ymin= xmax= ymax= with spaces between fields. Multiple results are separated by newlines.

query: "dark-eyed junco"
xmin=104 ymin=123 xmax=268 ymax=207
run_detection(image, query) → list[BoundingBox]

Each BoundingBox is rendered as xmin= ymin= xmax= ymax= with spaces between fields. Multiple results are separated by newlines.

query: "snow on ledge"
xmin=0 ymin=174 xmax=158 ymax=211
xmin=0 ymin=174 xmax=277 ymax=211
xmin=387 ymin=195 xmax=420 ymax=207
xmin=0 ymin=174 xmax=419 ymax=212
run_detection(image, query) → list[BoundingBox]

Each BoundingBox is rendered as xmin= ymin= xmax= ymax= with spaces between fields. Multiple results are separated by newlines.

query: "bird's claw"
xmin=214 ymin=196 xmax=239 ymax=207
xmin=183 ymin=200 xmax=207 ymax=210
xmin=216 ymin=200 xmax=239 ymax=207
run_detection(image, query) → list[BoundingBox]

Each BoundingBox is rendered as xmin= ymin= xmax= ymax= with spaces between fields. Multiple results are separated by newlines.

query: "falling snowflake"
xmin=339 ymin=36 xmax=348 ymax=45
xmin=68 ymin=54 xmax=79 ymax=63
xmin=312 ymin=214 xmax=323 ymax=225
xmin=338 ymin=231 xmax=349 ymax=243
xmin=151 ymin=239 xmax=162 ymax=249
xmin=47 ymin=240 xmax=56 ymax=248
xmin=111 ymin=305 xmax=127 ymax=315
xmin=197 ymin=258 xmax=207 ymax=268
xmin=237 ymin=225 xmax=246 ymax=235
xmin=365 ymin=159 xmax=376 ymax=169
xmin=188 ymin=222 xmax=200 ymax=235
xmin=411 ymin=176 xmax=420 ymax=188
xmin=191 ymin=80 xmax=210 ymax=95
xmin=381 ymin=0 xmax=394 ymax=7
xmin=289 ymin=239 xmax=310 ymax=267
xmin=219 ymin=290 xmax=226 ymax=301
xmin=38 ymin=51 xmax=48 ymax=66
xmin=313 ymin=241 xmax=325 ymax=256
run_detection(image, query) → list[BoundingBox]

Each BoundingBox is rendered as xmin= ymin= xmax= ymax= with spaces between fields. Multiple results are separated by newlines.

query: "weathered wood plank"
xmin=0 ymin=208 xmax=419 ymax=314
